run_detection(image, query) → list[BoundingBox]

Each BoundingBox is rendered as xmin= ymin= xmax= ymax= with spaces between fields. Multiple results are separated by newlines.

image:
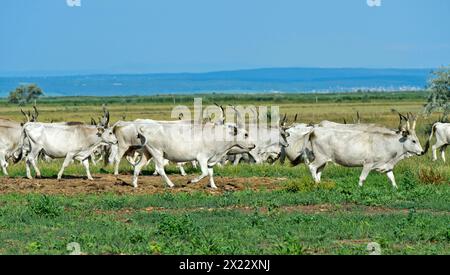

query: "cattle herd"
xmin=0 ymin=104 xmax=449 ymax=189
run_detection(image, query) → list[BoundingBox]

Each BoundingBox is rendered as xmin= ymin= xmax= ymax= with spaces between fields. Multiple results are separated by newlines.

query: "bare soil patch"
xmin=0 ymin=174 xmax=284 ymax=195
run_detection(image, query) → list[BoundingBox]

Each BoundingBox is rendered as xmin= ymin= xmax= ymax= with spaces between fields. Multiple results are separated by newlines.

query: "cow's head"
xmin=224 ymin=123 xmax=256 ymax=151
xmin=398 ymin=113 xmax=424 ymax=156
xmin=97 ymin=126 xmax=118 ymax=145
xmin=95 ymin=106 xmax=117 ymax=144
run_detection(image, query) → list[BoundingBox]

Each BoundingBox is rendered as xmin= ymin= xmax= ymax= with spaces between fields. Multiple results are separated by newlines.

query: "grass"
xmin=0 ymin=190 xmax=449 ymax=255
xmin=0 ymin=91 xmax=449 ymax=254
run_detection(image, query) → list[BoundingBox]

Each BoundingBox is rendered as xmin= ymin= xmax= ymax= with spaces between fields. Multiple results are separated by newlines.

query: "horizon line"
xmin=0 ymin=66 xmax=437 ymax=78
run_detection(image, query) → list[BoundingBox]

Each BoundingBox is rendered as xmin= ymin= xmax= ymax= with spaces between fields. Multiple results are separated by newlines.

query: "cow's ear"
xmin=97 ymin=127 xmax=105 ymax=136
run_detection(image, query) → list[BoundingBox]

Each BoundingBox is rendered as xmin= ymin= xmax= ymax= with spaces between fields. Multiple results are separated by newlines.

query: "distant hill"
xmin=0 ymin=67 xmax=432 ymax=97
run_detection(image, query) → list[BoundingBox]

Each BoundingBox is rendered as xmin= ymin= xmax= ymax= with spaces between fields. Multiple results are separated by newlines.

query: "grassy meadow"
xmin=0 ymin=91 xmax=449 ymax=255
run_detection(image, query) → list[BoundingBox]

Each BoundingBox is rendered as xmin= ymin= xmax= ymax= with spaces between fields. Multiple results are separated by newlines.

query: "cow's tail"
xmin=132 ymin=127 xmax=148 ymax=150
xmin=423 ymin=123 xmax=437 ymax=154
xmin=290 ymin=128 xmax=315 ymax=166
xmin=12 ymin=125 xmax=29 ymax=163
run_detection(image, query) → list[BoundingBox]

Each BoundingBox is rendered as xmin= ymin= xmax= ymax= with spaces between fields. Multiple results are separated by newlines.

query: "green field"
xmin=0 ymin=91 xmax=449 ymax=255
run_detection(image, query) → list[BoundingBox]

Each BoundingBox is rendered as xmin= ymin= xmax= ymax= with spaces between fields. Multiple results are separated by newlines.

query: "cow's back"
xmin=436 ymin=123 xmax=450 ymax=143
xmin=0 ymin=120 xmax=22 ymax=152
xmin=24 ymin=123 xmax=98 ymax=157
xmin=310 ymin=127 xmax=399 ymax=167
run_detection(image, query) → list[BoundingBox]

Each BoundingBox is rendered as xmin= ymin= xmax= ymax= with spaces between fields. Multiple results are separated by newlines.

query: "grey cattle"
xmin=0 ymin=106 xmax=39 ymax=175
xmin=308 ymin=115 xmax=424 ymax=188
xmin=21 ymin=116 xmax=117 ymax=180
xmin=424 ymin=122 xmax=450 ymax=162
xmin=111 ymin=119 xmax=191 ymax=176
xmin=0 ymin=119 xmax=24 ymax=175
xmin=133 ymin=120 xmax=255 ymax=188
xmin=230 ymin=125 xmax=288 ymax=165
xmin=280 ymin=123 xmax=315 ymax=165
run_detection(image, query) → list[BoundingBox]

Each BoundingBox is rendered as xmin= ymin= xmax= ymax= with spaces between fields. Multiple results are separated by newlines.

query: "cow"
xmin=132 ymin=118 xmax=255 ymax=188
xmin=424 ymin=122 xmax=450 ymax=162
xmin=0 ymin=106 xmax=39 ymax=176
xmin=111 ymin=119 xmax=193 ymax=176
xmin=230 ymin=125 xmax=289 ymax=165
xmin=280 ymin=123 xmax=315 ymax=165
xmin=307 ymin=114 xmax=424 ymax=188
xmin=215 ymin=106 xmax=288 ymax=165
xmin=21 ymin=110 xmax=118 ymax=180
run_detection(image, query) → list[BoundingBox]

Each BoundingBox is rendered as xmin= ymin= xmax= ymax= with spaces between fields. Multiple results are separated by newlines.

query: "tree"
xmin=423 ymin=66 xmax=450 ymax=120
xmin=8 ymin=84 xmax=44 ymax=105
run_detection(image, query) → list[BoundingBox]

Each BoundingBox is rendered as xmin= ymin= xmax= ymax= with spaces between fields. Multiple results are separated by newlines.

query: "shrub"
xmin=418 ymin=168 xmax=446 ymax=185
xmin=283 ymin=176 xmax=335 ymax=193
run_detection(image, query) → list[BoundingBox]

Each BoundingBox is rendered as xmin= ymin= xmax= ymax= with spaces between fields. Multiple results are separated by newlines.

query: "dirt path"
xmin=0 ymin=174 xmax=284 ymax=195
xmin=95 ymin=203 xmax=450 ymax=216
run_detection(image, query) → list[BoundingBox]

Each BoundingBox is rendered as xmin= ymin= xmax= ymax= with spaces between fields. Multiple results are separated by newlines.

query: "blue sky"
xmin=0 ymin=0 xmax=449 ymax=76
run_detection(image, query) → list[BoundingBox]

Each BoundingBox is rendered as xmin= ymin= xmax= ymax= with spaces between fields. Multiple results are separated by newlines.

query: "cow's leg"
xmin=191 ymin=160 xmax=198 ymax=169
xmin=0 ymin=153 xmax=8 ymax=176
xmin=25 ymin=147 xmax=41 ymax=179
xmin=25 ymin=158 xmax=32 ymax=179
xmin=207 ymin=166 xmax=217 ymax=189
xmin=308 ymin=158 xmax=327 ymax=183
xmin=308 ymin=164 xmax=318 ymax=182
xmin=358 ymin=166 xmax=371 ymax=187
xmin=90 ymin=154 xmax=97 ymax=166
xmin=149 ymin=152 xmax=175 ymax=188
xmin=30 ymin=156 xmax=41 ymax=178
xmin=57 ymin=153 xmax=75 ymax=180
xmin=431 ymin=143 xmax=439 ymax=161
xmin=114 ymin=146 xmax=128 ymax=176
xmin=152 ymin=158 xmax=159 ymax=175
xmin=386 ymin=170 xmax=397 ymax=189
xmin=189 ymin=158 xmax=208 ymax=184
xmin=82 ymin=159 xmax=94 ymax=180
xmin=177 ymin=163 xmax=187 ymax=176
xmin=233 ymin=154 xmax=242 ymax=166
xmin=316 ymin=163 xmax=327 ymax=182
xmin=132 ymin=150 xmax=152 ymax=188
xmin=441 ymin=145 xmax=447 ymax=162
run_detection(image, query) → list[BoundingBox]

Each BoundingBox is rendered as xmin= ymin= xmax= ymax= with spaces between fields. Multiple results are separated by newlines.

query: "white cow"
xmin=0 ymin=119 xmax=24 ymax=175
xmin=424 ymin=122 xmax=450 ymax=162
xmin=0 ymin=107 xmax=39 ymax=175
xmin=133 ymin=120 xmax=255 ymax=188
xmin=280 ymin=123 xmax=315 ymax=165
xmin=308 ymin=115 xmax=424 ymax=188
xmin=111 ymin=119 xmax=193 ymax=176
xmin=230 ymin=125 xmax=288 ymax=165
xmin=21 ymin=121 xmax=118 ymax=180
